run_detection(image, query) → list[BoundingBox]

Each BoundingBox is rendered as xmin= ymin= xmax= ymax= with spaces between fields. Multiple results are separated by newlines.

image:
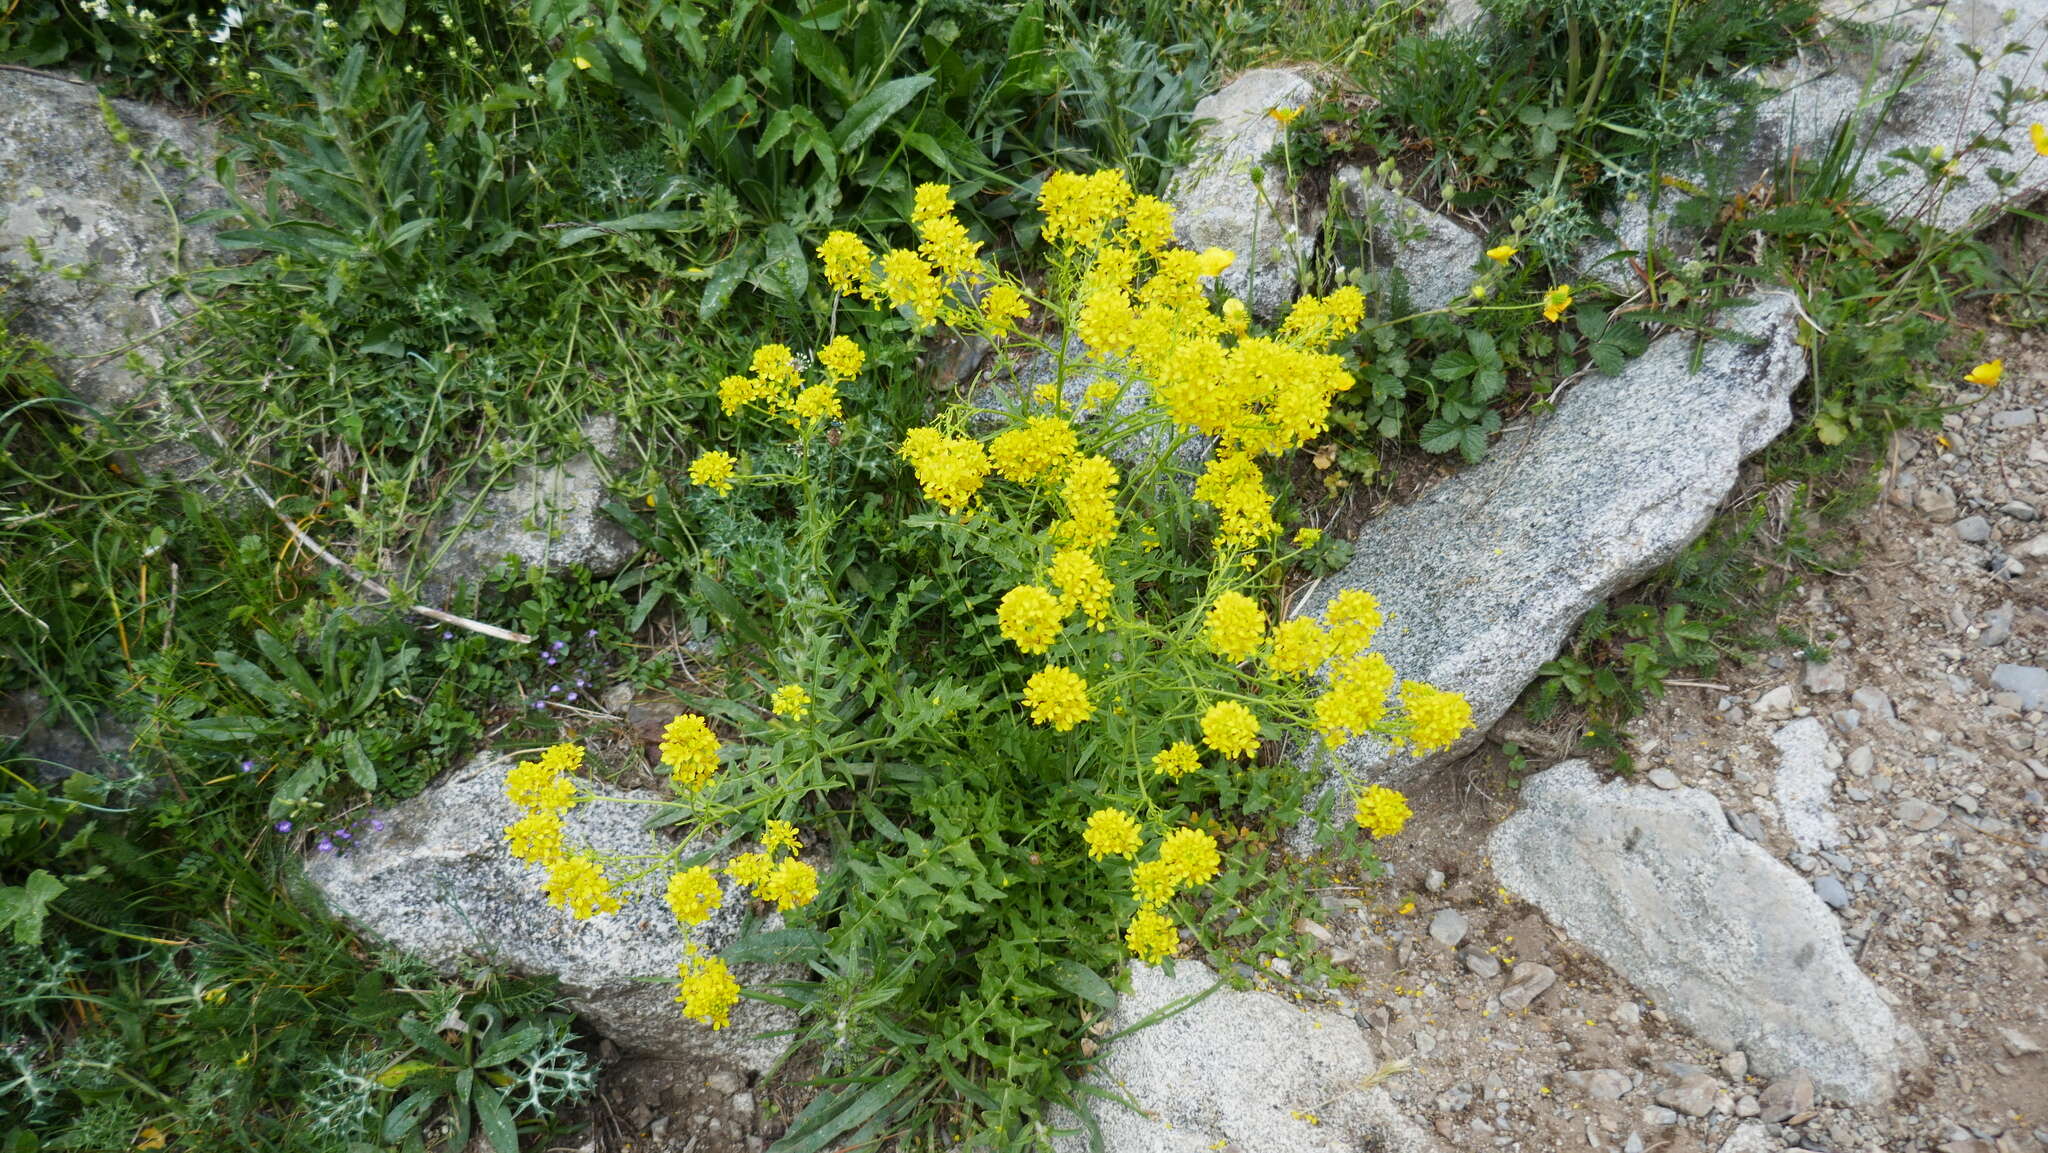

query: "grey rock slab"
xmin=1655 ymin=1074 xmax=1721 ymax=1118
xmin=1757 ymin=1071 xmax=1815 ymax=1124
xmin=1430 ymin=907 xmax=1469 ymax=947
xmin=1460 ymin=947 xmax=1501 ymax=978
xmin=1814 ymin=875 xmax=1850 ymax=910
xmin=1048 ymin=959 xmax=1442 ymax=1153
xmin=1 ymin=71 xmax=227 ymax=473
xmin=1295 ymin=298 xmax=1804 ymax=797
xmin=1955 ymin=515 xmax=1993 ymax=543
xmin=302 ymin=752 xmax=793 ymax=1071
xmin=1851 ymin=686 xmax=1897 ymax=725
xmin=1992 ymin=664 xmax=2048 ymax=711
xmin=1488 ymin=761 xmax=1924 ymax=1103
xmin=1498 ymin=961 xmax=1557 ymax=1011
xmin=1331 ymin=168 xmax=1487 ymax=310
xmin=417 ymin=414 xmax=640 ymax=597
xmin=1773 ymin=718 xmax=1842 ymax=853
xmin=1170 ymin=68 xmax=1318 ymax=320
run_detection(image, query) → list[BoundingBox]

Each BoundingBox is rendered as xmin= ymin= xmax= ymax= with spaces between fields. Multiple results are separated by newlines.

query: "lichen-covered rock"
xmin=1050 ymin=959 xmax=1440 ymax=1153
xmin=1170 ymin=68 xmax=1318 ymax=319
xmin=1 ymin=71 xmax=224 ymax=466
xmin=1333 ymin=168 xmax=1488 ymax=311
xmin=302 ymin=752 xmax=793 ymax=1071
xmin=1489 ymin=761 xmax=1923 ymax=1103
xmin=1294 ymin=298 xmax=1805 ymax=798
xmin=415 ymin=414 xmax=641 ymax=597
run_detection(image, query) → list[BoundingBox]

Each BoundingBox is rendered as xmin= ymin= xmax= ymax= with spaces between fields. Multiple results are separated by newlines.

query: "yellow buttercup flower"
xmin=1964 ymin=359 xmax=2004 ymax=388
xmin=1352 ymin=785 xmax=1412 ymax=838
xmin=665 ymin=865 xmax=724 ymax=926
xmin=1541 ymin=284 xmax=1574 ymax=323
xmin=689 ymin=451 xmax=737 ymax=495
xmin=1267 ymin=106 xmax=1302 ymax=125
xmin=1022 ymin=665 xmax=1094 ymax=731
xmin=1152 ymin=741 xmax=1201 ymax=779
xmin=1126 ymin=907 xmax=1179 ymax=964
xmin=2033 ymin=122 xmax=2048 ymax=156
xmin=1200 ymin=700 xmax=1261 ymax=759
xmin=1083 ymin=807 xmax=1143 ymax=860
xmin=1486 ymin=244 xmax=1517 ymax=263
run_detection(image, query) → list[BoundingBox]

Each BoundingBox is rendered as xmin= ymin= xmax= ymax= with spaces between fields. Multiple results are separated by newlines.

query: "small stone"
xmin=1955 ymin=515 xmax=1993 ymax=542
xmin=1804 ymin=660 xmax=1848 ymax=694
xmin=1916 ymin=482 xmax=1959 ymax=521
xmin=706 ymin=1070 xmax=746 ymax=1095
xmin=1758 ymin=1071 xmax=1815 ymax=1124
xmin=1461 ymin=947 xmax=1502 ymax=978
xmin=1425 ymin=869 xmax=1447 ymax=893
xmin=1647 ymin=768 xmax=1681 ymax=790
xmin=1981 ymin=602 xmax=2016 ymax=647
xmin=1641 ymin=1105 xmax=1680 ymax=1127
xmin=1847 ymin=746 xmax=1875 ymax=776
xmin=1735 ymin=1095 xmax=1761 ymax=1117
xmin=1851 ymin=686 xmax=1896 ymax=724
xmin=1430 ymin=908 xmax=1469 ymax=948
xmin=1729 ymin=810 xmax=1767 ymax=842
xmin=1722 ymin=1051 xmax=1749 ymax=1079
xmin=1895 ymin=797 xmax=1947 ymax=831
xmin=1498 ymin=962 xmax=1558 ymax=1011
xmin=2002 ymin=500 xmax=2039 ymax=521
xmin=1992 ymin=664 xmax=2048 ymax=711
xmin=2001 ymin=1028 xmax=2044 ymax=1056
xmin=2014 ymin=533 xmax=2048 ymax=559
xmin=1991 ymin=408 xmax=2038 ymax=429
xmin=1562 ymin=1068 xmax=1634 ymax=1101
xmin=1814 ymin=876 xmax=1850 ymax=909
xmin=1655 ymin=1073 xmax=1721 ymax=1118
xmin=1754 ymin=685 xmax=1796 ymax=713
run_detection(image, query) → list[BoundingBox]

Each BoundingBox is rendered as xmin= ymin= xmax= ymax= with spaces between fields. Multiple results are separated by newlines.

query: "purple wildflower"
xmin=241 ymin=759 xmax=257 ymax=773
xmin=316 ymin=838 xmax=335 ymax=853
xmin=275 ymin=819 xmax=293 ymax=833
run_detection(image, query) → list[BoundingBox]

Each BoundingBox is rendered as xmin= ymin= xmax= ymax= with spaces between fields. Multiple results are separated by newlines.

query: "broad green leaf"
xmin=373 ymin=1060 xmax=441 ymax=1089
xmin=343 ymin=738 xmax=378 ymax=791
xmin=0 ymin=870 xmax=65 ymax=945
xmin=831 ymin=75 xmax=934 ymax=154
xmin=212 ymin=649 xmax=297 ymax=714
xmin=474 ymin=1085 xmax=518 ymax=1153
xmin=1045 ymin=959 xmax=1117 ymax=1009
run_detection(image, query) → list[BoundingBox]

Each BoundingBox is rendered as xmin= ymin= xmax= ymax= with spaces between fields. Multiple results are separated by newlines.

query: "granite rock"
xmin=1170 ymin=68 xmax=1318 ymax=319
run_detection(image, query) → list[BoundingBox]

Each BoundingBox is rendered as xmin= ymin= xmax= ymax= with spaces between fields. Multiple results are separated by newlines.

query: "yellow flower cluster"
xmin=770 ymin=684 xmax=811 ymax=720
xmin=660 ymin=713 xmax=722 ymax=792
xmin=988 ymin=415 xmax=1078 ymax=483
xmin=1053 ymin=455 xmax=1120 ymax=550
xmin=503 ymin=743 xmax=582 ymax=869
xmin=1083 ymin=807 xmax=1143 ymax=860
xmin=715 ymin=340 xmax=857 ymax=430
xmin=665 ymin=864 xmax=724 ymax=927
xmin=1152 ymin=741 xmax=1201 ymax=779
xmin=675 ymin=944 xmax=742 ymax=1030
xmin=1203 ymin=592 xmax=1266 ymax=663
xmin=1352 ymin=784 xmax=1412 ymax=839
xmin=724 ymin=826 xmax=820 ymax=913
xmin=1398 ymin=680 xmax=1474 ymax=755
xmin=1048 ymin=549 xmax=1112 ymax=627
xmin=543 ymin=854 xmax=620 ymax=919
xmin=689 ymin=450 xmax=737 ymax=495
xmin=814 ymin=182 xmax=988 ymax=329
xmin=899 ymin=427 xmax=990 ymax=513
xmin=1022 ymin=666 xmax=1094 ymax=731
xmin=1125 ymin=907 xmax=1179 ymax=965
xmin=1108 ymin=821 xmax=1224 ymax=965
xmin=1193 ymin=455 xmax=1278 ymax=550
xmin=1199 ymin=699 xmax=1261 ymax=759
xmin=998 ymin=585 xmax=1067 ymax=655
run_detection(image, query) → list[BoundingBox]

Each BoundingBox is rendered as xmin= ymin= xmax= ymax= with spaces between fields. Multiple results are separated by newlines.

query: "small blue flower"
xmin=241 ymin=759 xmax=257 ymax=773
xmin=316 ymin=838 xmax=335 ymax=853
xmin=275 ymin=819 xmax=293 ymax=833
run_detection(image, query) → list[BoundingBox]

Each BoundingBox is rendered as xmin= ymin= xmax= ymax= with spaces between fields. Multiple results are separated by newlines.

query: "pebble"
xmin=1917 ymin=482 xmax=1960 ymax=520
xmin=706 ymin=1070 xmax=746 ymax=1096
xmin=1851 ymin=686 xmax=1897 ymax=724
xmin=1728 ymin=810 xmax=1766 ymax=842
xmin=1992 ymin=664 xmax=2048 ymax=711
xmin=1721 ymin=1051 xmax=1749 ymax=1079
xmin=1498 ymin=962 xmax=1557 ymax=1011
xmin=1562 ymin=1068 xmax=1633 ymax=1101
xmin=1956 ymin=514 xmax=1993 ymax=542
xmin=1430 ymin=908 xmax=1469 ymax=948
xmin=1848 ymin=745 xmax=1875 ymax=775
xmin=1654 ymin=1074 xmax=1721 ymax=1118
xmin=1641 ymin=1105 xmax=1680 ymax=1127
xmin=2015 ymin=533 xmax=2048 ymax=559
xmin=1804 ymin=659 xmax=1848 ymax=694
xmin=1992 ymin=408 xmax=2038 ymax=429
xmin=1896 ymin=797 xmax=1947 ymax=831
xmin=2002 ymin=1028 xmax=2044 ymax=1056
xmin=1461 ymin=947 xmax=1502 ymax=978
xmin=1759 ymin=1072 xmax=1815 ymax=1124
xmin=1814 ymin=875 xmax=1850 ymax=909
xmin=2003 ymin=499 xmax=2040 ymax=520
xmin=1425 ymin=869 xmax=1446 ymax=893
xmin=1736 ymin=1095 xmax=1761 ymax=1117
xmin=1754 ymin=684 xmax=1796 ymax=713
xmin=1981 ymin=602 xmax=2015 ymax=647
xmin=1646 ymin=768 xmax=1681 ymax=790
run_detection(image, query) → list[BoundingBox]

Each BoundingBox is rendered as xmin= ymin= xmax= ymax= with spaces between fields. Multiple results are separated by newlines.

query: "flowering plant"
xmin=502 ymin=170 xmax=1472 ymax=1142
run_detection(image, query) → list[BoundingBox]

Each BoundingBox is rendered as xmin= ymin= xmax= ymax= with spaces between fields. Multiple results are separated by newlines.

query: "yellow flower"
xmin=998 ymin=584 xmax=1068 ymax=654
xmin=1131 ymin=858 xmax=1180 ymax=906
xmin=1121 ymin=194 xmax=1175 ymax=254
xmin=1352 ymin=785 xmax=1412 ymax=838
xmin=1470 ymin=283 xmax=1489 ymax=300
xmin=2034 ymin=122 xmax=2048 ymax=157
xmin=675 ymin=946 xmax=742 ymax=1030
xmin=1267 ymin=106 xmax=1302 ymax=125
xmin=1292 ymin=527 xmax=1323 ymax=548
xmin=1048 ymin=548 xmax=1113 ymax=627
xmin=1152 ymin=741 xmax=1201 ymax=779
xmin=769 ymin=684 xmax=811 ymax=720
xmin=1126 ymin=907 xmax=1180 ymax=964
xmin=918 ymin=213 xmax=983 ymax=280
xmin=1267 ymin=617 xmax=1335 ymax=677
xmin=1158 ymin=827 xmax=1220 ymax=888
xmin=1193 ymin=455 xmax=1277 ymax=549
xmin=817 ymin=231 xmax=874 ymax=297
xmin=899 ymin=427 xmax=990 ymax=513
xmin=1083 ymin=807 xmax=1143 ymax=860
xmin=689 ymin=451 xmax=737 ymax=495
xmin=1400 ymin=680 xmax=1473 ymax=754
xmin=1486 ymin=244 xmax=1518 ymax=263
xmin=988 ymin=415 xmax=1078 ymax=483
xmin=1053 ymin=455 xmax=1120 ymax=550
xmin=665 ymin=865 xmax=724 ymax=926
xmin=1022 ymin=665 xmax=1094 ymax=731
xmin=572 ymin=55 xmax=592 ymax=70
xmin=878 ymin=248 xmax=944 ymax=327
xmin=817 ymin=335 xmax=865 ymax=381
xmin=1541 ymin=284 xmax=1574 ymax=323
xmin=1204 ymin=591 xmax=1267 ymax=663
xmin=1313 ymin=652 xmax=1395 ymax=747
xmin=543 ymin=855 xmax=620 ymax=919
xmin=756 ymin=858 xmax=820 ymax=911
xmin=763 ymin=820 xmax=804 ymax=854
xmin=912 ymin=182 xmax=955 ymax=225
xmin=751 ymin=343 xmax=800 ymax=387
xmin=983 ymin=283 xmax=1030 ymax=332
xmin=1964 ymin=359 xmax=2004 ymax=387
xmin=1037 ymin=169 xmax=1134 ymax=249
xmin=791 ymin=383 xmax=842 ymax=423
xmin=660 ymin=713 xmax=722 ymax=792
xmin=504 ymin=808 xmax=566 ymax=864
xmin=1199 ymin=700 xmax=1261 ymax=759
xmin=505 ymin=756 xmax=576 ymax=814
xmin=1324 ymin=589 xmax=1383 ymax=653
xmin=725 ymin=850 xmax=773 ymax=889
